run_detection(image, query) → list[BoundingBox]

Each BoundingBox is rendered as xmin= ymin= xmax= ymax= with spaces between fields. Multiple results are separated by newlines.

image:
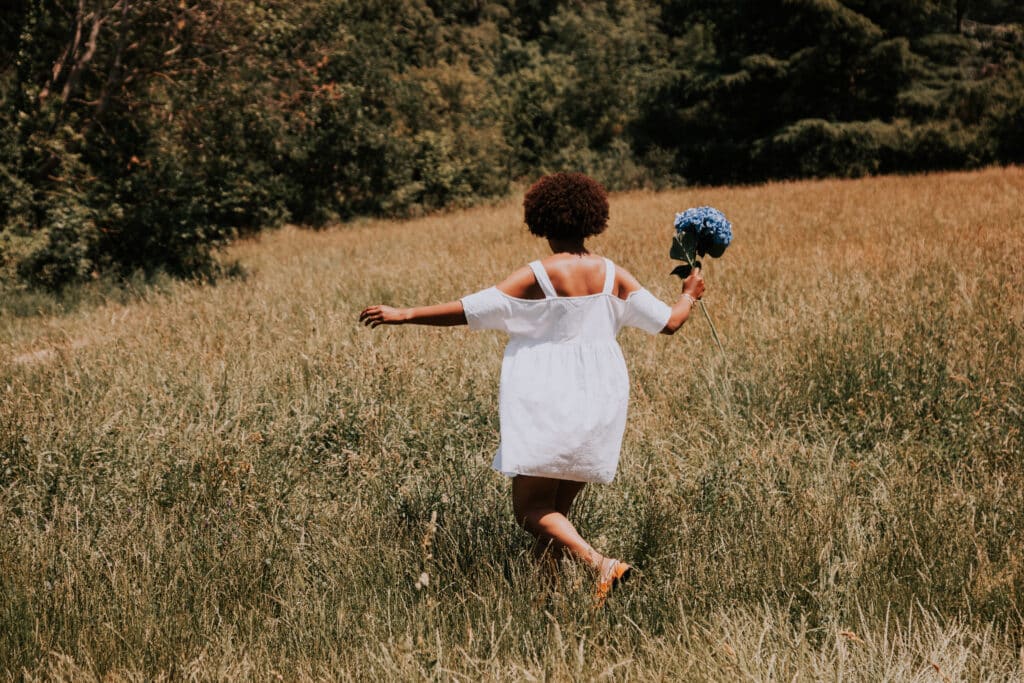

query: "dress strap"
xmin=528 ymin=260 xmax=558 ymax=298
xmin=602 ymin=257 xmax=616 ymax=295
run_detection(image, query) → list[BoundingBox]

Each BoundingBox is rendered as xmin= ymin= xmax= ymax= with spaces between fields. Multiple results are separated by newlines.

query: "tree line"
xmin=2 ymin=0 xmax=1022 ymax=290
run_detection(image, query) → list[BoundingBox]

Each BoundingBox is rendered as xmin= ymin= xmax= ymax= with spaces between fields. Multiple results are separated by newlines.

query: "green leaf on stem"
xmin=670 ymin=262 xmax=702 ymax=279
xmin=670 ymin=231 xmax=697 ymax=264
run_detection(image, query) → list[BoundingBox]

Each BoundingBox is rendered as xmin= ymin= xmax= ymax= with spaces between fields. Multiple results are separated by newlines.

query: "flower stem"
xmin=685 ymin=255 xmax=726 ymax=356
xmin=698 ymin=299 xmax=725 ymax=354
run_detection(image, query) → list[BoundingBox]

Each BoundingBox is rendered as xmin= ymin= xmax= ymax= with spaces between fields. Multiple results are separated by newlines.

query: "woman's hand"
xmin=359 ymin=305 xmax=407 ymax=328
xmin=682 ymin=267 xmax=705 ymax=300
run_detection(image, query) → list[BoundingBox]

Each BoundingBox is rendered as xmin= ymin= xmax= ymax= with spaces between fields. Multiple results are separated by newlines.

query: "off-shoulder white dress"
xmin=460 ymin=257 xmax=671 ymax=484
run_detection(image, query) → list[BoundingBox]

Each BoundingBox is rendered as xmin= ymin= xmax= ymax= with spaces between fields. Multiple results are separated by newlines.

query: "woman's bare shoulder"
xmin=495 ymin=264 xmax=544 ymax=300
xmin=612 ymin=263 xmax=644 ymax=300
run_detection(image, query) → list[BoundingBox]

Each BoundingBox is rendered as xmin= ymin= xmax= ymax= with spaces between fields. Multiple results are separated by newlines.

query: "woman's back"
xmin=501 ymin=257 xmax=620 ymax=344
xmin=464 ymin=257 xmax=673 ymax=344
xmin=535 ymin=254 xmax=613 ymax=298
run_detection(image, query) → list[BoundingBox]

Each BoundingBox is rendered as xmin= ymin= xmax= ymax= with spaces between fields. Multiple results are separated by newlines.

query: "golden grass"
xmin=2 ymin=167 xmax=1023 ymax=680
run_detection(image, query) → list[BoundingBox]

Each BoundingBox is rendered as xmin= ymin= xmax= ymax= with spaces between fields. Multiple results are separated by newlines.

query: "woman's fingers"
xmin=360 ymin=305 xmax=395 ymax=328
xmin=360 ymin=306 xmax=381 ymax=326
xmin=682 ymin=269 xmax=705 ymax=299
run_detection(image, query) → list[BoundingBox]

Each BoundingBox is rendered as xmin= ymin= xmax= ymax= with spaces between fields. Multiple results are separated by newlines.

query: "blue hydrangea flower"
xmin=673 ymin=206 xmax=732 ymax=257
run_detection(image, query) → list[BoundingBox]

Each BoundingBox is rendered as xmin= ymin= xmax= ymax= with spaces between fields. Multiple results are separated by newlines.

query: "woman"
xmin=360 ymin=172 xmax=704 ymax=604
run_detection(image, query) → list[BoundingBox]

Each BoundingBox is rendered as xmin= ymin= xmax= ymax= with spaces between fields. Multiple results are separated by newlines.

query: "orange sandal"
xmin=594 ymin=560 xmax=633 ymax=607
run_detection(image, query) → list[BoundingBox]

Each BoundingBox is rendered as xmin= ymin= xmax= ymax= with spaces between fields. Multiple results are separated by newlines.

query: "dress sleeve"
xmin=460 ymin=287 xmax=511 ymax=332
xmin=621 ymin=288 xmax=672 ymax=335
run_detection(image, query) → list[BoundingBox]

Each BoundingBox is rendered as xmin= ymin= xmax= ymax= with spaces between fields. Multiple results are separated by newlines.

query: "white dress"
xmin=460 ymin=257 xmax=672 ymax=484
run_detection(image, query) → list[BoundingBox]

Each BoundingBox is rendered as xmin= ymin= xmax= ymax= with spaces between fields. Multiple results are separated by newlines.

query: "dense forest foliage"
xmin=2 ymin=0 xmax=1023 ymax=289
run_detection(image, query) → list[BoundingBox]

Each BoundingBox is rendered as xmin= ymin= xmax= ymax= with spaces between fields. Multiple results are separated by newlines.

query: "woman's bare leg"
xmin=555 ymin=479 xmax=585 ymax=517
xmin=512 ymin=475 xmax=603 ymax=569
xmin=527 ymin=479 xmax=587 ymax=562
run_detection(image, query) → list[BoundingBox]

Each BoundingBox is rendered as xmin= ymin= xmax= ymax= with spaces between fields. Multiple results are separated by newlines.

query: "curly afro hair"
xmin=523 ymin=172 xmax=609 ymax=241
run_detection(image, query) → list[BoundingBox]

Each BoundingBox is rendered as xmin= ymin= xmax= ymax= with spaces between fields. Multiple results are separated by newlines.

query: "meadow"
xmin=1 ymin=167 xmax=1023 ymax=680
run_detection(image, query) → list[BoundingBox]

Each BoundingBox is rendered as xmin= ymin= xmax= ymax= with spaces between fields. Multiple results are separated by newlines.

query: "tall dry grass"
xmin=2 ymin=167 xmax=1023 ymax=680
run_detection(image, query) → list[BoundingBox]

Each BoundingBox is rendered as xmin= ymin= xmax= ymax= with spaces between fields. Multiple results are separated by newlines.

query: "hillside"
xmin=2 ymin=168 xmax=1023 ymax=679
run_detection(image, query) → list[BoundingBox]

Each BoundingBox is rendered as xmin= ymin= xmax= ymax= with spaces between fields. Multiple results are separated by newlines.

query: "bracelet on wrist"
xmin=681 ymin=292 xmax=696 ymax=306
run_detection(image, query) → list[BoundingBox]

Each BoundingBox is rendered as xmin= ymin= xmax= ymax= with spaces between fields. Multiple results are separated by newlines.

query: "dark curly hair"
xmin=523 ymin=172 xmax=609 ymax=241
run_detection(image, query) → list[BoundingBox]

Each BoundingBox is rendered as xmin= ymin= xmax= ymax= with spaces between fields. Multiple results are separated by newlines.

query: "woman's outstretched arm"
xmin=360 ymin=264 xmax=535 ymax=329
xmin=359 ymin=301 xmax=467 ymax=328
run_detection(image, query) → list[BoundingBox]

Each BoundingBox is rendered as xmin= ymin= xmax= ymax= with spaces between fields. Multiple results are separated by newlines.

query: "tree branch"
xmin=60 ymin=9 xmax=105 ymax=104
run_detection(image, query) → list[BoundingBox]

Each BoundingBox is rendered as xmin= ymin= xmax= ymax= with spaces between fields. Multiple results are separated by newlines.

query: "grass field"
xmin=2 ymin=167 xmax=1023 ymax=680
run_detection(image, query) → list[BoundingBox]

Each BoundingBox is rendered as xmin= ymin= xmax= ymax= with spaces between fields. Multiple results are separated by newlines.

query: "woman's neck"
xmin=547 ymin=239 xmax=588 ymax=255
